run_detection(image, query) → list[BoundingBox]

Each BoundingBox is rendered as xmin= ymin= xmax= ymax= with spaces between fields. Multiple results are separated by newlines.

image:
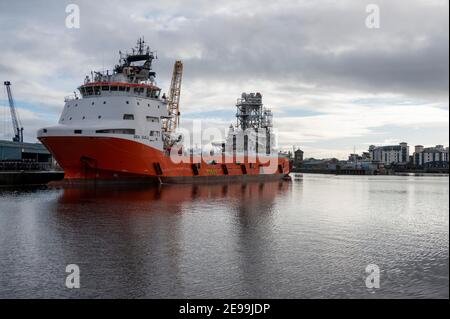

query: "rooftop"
xmin=0 ymin=140 xmax=50 ymax=154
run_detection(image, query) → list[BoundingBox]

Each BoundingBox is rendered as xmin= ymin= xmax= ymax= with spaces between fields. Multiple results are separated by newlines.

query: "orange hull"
xmin=39 ymin=136 xmax=291 ymax=183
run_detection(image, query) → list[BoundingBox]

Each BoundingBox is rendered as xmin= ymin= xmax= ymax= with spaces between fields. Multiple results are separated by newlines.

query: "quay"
xmin=0 ymin=170 xmax=64 ymax=186
xmin=0 ymin=140 xmax=63 ymax=186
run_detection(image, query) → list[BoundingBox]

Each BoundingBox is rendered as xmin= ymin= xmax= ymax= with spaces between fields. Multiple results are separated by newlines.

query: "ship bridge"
xmin=73 ymin=38 xmax=162 ymax=101
xmin=76 ymin=81 xmax=162 ymax=100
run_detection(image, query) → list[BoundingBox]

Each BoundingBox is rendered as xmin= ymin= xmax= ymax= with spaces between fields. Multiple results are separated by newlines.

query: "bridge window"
xmin=85 ymin=87 xmax=93 ymax=95
xmin=119 ymin=86 xmax=126 ymax=91
xmin=134 ymin=87 xmax=140 ymax=94
xmin=123 ymin=114 xmax=134 ymax=120
xmin=96 ymin=129 xmax=135 ymax=135
xmin=110 ymin=86 xmax=118 ymax=91
xmin=102 ymin=85 xmax=109 ymax=91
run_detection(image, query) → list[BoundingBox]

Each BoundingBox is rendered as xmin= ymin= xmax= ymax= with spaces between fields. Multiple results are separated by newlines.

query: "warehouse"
xmin=0 ymin=140 xmax=52 ymax=169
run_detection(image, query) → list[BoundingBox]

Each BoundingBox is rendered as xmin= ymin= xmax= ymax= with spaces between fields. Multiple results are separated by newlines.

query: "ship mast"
xmin=113 ymin=37 xmax=156 ymax=83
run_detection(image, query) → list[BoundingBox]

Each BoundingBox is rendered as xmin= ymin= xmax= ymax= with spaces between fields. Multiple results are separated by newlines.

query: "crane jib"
xmin=3 ymin=81 xmax=24 ymax=143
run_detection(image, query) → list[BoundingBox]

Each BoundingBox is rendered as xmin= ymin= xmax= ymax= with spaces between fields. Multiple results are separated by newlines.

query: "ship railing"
xmin=0 ymin=161 xmax=57 ymax=171
xmin=79 ymin=91 xmax=165 ymax=101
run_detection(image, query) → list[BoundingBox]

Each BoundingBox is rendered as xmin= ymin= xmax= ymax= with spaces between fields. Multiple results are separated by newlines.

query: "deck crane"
xmin=3 ymin=81 xmax=24 ymax=143
xmin=163 ymin=60 xmax=183 ymax=134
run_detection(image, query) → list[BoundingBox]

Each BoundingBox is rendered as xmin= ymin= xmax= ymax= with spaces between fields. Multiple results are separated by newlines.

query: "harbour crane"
xmin=3 ymin=81 xmax=24 ymax=143
xmin=163 ymin=60 xmax=183 ymax=133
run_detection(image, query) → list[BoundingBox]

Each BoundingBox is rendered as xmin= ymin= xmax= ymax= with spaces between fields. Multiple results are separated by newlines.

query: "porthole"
xmin=82 ymin=116 xmax=86 ymax=120
xmin=126 ymin=101 xmax=129 ymax=104
xmin=69 ymin=117 xmax=72 ymax=120
xmin=98 ymin=115 xmax=102 ymax=119
xmin=137 ymin=102 xmax=140 ymax=106
xmin=91 ymin=102 xmax=95 ymax=106
xmin=103 ymin=101 xmax=106 ymax=104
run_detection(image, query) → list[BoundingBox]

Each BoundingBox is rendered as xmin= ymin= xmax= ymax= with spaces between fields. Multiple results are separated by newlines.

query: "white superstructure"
xmin=38 ymin=38 xmax=169 ymax=152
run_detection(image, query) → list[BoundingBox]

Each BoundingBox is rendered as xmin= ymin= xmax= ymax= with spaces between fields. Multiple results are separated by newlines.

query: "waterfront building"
xmin=0 ymin=140 xmax=51 ymax=162
xmin=348 ymin=151 xmax=371 ymax=163
xmin=301 ymin=158 xmax=339 ymax=171
xmin=369 ymin=142 xmax=409 ymax=165
xmin=294 ymin=148 xmax=304 ymax=167
xmin=413 ymin=145 xmax=449 ymax=168
xmin=348 ymin=153 xmax=361 ymax=162
xmin=0 ymin=140 xmax=53 ymax=171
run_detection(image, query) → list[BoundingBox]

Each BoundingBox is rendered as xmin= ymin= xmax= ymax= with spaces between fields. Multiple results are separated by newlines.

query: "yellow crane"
xmin=163 ymin=60 xmax=183 ymax=133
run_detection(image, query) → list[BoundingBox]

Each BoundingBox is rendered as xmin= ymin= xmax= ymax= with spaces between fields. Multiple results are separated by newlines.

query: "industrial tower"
xmin=236 ymin=92 xmax=273 ymax=131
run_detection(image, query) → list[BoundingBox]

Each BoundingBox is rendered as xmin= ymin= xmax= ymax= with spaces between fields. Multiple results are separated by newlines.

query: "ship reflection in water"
xmin=0 ymin=175 xmax=448 ymax=298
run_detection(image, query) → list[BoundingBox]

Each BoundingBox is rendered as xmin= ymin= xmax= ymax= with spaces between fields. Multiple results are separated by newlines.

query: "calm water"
xmin=0 ymin=174 xmax=448 ymax=299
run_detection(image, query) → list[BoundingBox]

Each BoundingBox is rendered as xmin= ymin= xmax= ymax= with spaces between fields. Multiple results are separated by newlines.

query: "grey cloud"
xmin=1 ymin=0 xmax=447 ymax=98
xmin=0 ymin=0 xmax=448 ymax=154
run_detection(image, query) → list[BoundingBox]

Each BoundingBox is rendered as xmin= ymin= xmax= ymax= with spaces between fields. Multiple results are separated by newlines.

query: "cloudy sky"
xmin=0 ymin=0 xmax=448 ymax=158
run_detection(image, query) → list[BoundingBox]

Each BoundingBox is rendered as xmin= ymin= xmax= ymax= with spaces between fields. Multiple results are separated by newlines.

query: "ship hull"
xmin=39 ymin=136 xmax=291 ymax=184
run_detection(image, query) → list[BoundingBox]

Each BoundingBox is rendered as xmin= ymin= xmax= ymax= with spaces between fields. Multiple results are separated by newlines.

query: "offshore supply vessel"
xmin=37 ymin=39 xmax=291 ymax=183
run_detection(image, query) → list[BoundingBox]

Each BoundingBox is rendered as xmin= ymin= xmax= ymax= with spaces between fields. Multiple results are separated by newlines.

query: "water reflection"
xmin=57 ymin=181 xmax=288 ymax=206
xmin=47 ymin=181 xmax=289 ymax=298
xmin=1 ymin=176 xmax=447 ymax=298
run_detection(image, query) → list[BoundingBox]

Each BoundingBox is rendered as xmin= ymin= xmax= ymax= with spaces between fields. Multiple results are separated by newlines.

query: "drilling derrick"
xmin=3 ymin=81 xmax=24 ymax=143
xmin=234 ymin=92 xmax=274 ymax=155
xmin=164 ymin=60 xmax=183 ymax=133
xmin=236 ymin=92 xmax=272 ymax=131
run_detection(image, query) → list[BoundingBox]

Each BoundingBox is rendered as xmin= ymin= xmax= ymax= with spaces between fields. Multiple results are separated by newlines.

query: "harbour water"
xmin=0 ymin=174 xmax=448 ymax=298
